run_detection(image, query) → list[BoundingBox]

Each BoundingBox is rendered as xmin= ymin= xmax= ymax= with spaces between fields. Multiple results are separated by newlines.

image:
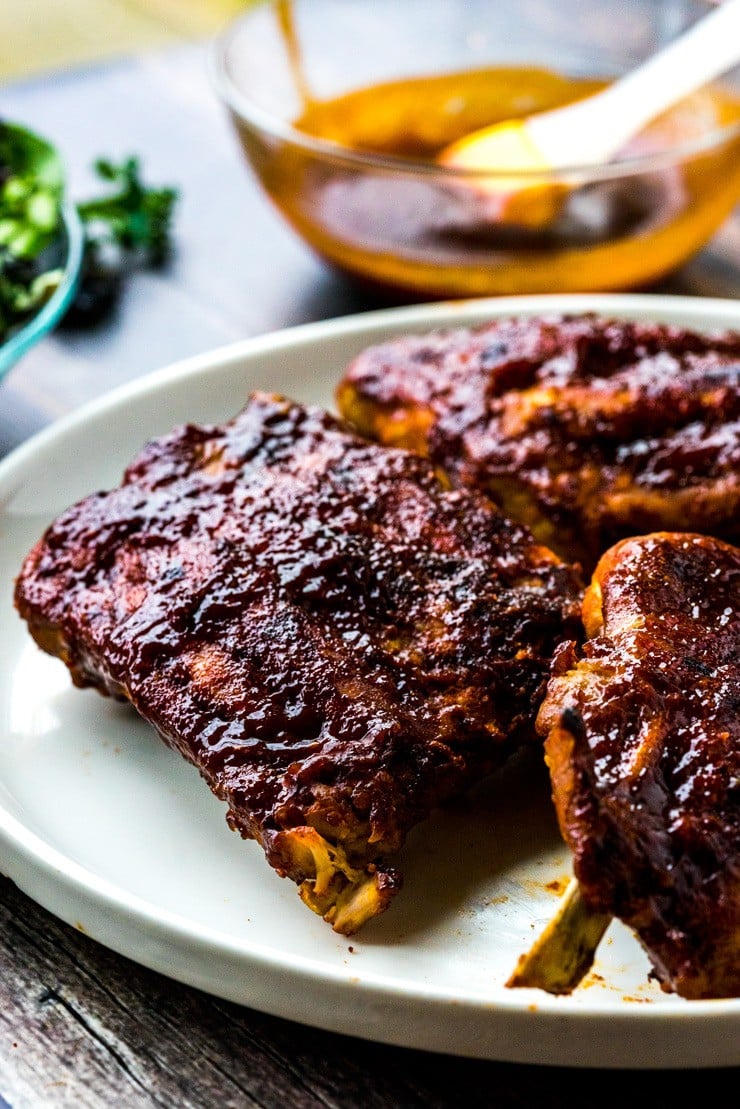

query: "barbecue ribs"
xmin=336 ymin=313 xmax=740 ymax=572
xmin=14 ymin=393 xmax=582 ymax=934
xmin=536 ymin=532 xmax=740 ymax=999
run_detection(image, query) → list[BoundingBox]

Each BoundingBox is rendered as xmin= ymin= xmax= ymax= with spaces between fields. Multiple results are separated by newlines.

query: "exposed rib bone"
xmin=506 ymin=877 xmax=611 ymax=994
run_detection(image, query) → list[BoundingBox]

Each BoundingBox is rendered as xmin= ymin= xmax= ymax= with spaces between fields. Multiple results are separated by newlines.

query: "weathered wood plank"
xmin=3 ymin=875 xmax=740 ymax=1108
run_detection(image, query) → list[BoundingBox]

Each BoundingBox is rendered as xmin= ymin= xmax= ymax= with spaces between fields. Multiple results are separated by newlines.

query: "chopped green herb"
xmin=0 ymin=121 xmax=66 ymax=342
xmin=1 ymin=123 xmax=179 ymax=343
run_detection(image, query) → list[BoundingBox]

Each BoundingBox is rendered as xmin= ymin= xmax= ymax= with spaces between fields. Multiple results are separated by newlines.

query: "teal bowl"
xmin=0 ymin=202 xmax=85 ymax=383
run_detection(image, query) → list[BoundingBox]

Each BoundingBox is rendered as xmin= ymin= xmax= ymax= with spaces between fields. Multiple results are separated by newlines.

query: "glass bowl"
xmin=0 ymin=202 xmax=85 ymax=383
xmin=211 ymin=0 xmax=740 ymax=300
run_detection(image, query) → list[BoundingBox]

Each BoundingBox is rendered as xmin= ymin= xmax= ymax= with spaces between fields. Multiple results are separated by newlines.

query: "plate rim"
xmin=3 ymin=290 xmax=740 ymax=477
xmin=2 ymin=291 xmax=740 ymax=1068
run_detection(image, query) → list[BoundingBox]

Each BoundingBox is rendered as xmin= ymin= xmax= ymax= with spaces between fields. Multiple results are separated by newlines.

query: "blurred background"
xmin=0 ymin=1 xmax=243 ymax=80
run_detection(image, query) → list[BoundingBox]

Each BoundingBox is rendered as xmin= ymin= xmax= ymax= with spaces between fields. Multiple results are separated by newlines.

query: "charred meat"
xmin=537 ymin=532 xmax=740 ymax=999
xmin=336 ymin=313 xmax=740 ymax=573
xmin=14 ymin=393 xmax=582 ymax=934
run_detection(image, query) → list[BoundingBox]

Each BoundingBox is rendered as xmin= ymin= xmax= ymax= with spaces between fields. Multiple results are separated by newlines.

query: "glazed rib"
xmin=14 ymin=392 xmax=582 ymax=934
xmin=336 ymin=313 xmax=740 ymax=572
xmin=532 ymin=532 xmax=740 ymax=999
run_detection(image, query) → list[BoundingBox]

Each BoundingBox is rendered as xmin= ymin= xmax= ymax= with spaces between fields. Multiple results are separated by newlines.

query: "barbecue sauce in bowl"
xmin=225 ymin=2 xmax=740 ymax=297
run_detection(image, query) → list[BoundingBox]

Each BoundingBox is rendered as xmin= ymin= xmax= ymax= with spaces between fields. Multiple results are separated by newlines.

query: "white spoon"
xmin=438 ymin=0 xmax=740 ymax=225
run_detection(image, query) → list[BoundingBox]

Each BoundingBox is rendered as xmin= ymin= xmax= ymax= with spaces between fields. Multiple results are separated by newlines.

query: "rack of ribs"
xmin=14 ymin=392 xmax=582 ymax=934
xmin=513 ymin=532 xmax=740 ymax=999
xmin=336 ymin=313 xmax=740 ymax=574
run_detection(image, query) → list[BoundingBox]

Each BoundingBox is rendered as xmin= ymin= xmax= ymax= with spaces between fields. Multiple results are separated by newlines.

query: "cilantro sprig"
xmin=78 ymin=156 xmax=178 ymax=265
xmin=66 ymin=156 xmax=179 ymax=326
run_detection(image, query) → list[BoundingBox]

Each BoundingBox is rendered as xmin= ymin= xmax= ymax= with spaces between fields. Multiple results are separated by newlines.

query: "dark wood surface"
xmin=0 ymin=42 xmax=738 ymax=1106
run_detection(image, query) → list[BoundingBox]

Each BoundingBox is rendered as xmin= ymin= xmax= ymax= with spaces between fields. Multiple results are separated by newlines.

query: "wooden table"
xmin=1 ymin=43 xmax=738 ymax=1107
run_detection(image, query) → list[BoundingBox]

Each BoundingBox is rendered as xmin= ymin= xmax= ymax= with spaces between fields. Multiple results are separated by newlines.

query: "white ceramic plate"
xmin=2 ymin=293 xmax=739 ymax=1070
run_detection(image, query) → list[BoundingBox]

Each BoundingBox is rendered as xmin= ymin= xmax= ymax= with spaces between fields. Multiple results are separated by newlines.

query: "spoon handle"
xmin=532 ymin=0 xmax=740 ymax=166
